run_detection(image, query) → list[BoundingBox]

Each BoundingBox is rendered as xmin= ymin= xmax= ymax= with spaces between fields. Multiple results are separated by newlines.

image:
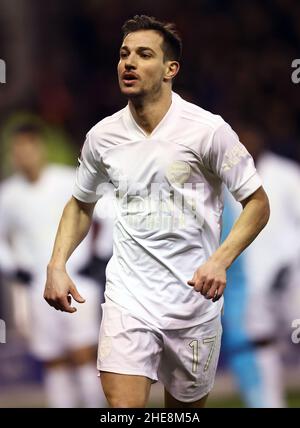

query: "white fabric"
xmin=224 ymin=152 xmax=300 ymax=338
xmin=94 ymin=201 xmax=114 ymax=259
xmin=245 ymin=153 xmax=300 ymax=293
xmin=246 ymin=153 xmax=300 ymax=337
xmin=0 ymin=165 xmax=92 ymax=282
xmin=254 ymin=346 xmax=286 ymax=408
xmin=29 ymin=275 xmax=101 ymax=360
xmin=75 ymin=363 xmax=107 ymax=407
xmin=98 ymin=298 xmax=222 ymax=402
xmin=0 ymin=165 xmax=107 ymax=359
xmin=44 ymin=366 xmax=79 ymax=408
xmin=73 ymin=92 xmax=262 ymax=329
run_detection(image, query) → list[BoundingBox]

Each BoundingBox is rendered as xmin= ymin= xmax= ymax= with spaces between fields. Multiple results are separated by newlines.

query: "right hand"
xmin=44 ymin=266 xmax=85 ymax=313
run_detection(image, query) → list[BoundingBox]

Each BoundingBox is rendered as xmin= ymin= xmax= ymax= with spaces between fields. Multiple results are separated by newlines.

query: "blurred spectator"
xmin=0 ymin=122 xmax=112 ymax=407
xmin=222 ymin=124 xmax=300 ymax=407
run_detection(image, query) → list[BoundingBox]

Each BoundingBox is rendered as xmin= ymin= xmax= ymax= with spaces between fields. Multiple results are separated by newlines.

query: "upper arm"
xmin=240 ymin=186 xmax=269 ymax=209
xmin=71 ymin=195 xmax=96 ymax=217
xmin=73 ymin=131 xmax=110 ymax=204
xmin=207 ymin=123 xmax=262 ymax=202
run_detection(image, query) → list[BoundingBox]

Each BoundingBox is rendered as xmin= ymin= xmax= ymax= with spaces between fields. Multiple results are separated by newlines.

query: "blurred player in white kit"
xmin=0 ymin=123 xmax=111 ymax=407
xmin=223 ymin=124 xmax=300 ymax=407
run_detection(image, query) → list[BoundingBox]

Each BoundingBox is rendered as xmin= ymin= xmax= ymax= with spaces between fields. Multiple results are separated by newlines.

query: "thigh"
xmin=100 ymin=372 xmax=152 ymax=408
xmin=98 ymin=300 xmax=163 ymax=382
xmin=159 ymin=314 xmax=222 ymax=404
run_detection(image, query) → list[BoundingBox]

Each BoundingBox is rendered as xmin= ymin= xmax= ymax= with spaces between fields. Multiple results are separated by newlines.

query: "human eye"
xmin=120 ymin=50 xmax=128 ymax=59
xmin=140 ymin=51 xmax=152 ymax=59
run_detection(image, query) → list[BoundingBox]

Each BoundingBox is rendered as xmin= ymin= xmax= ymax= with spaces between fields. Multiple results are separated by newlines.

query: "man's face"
xmin=11 ymin=133 xmax=45 ymax=175
xmin=118 ymin=30 xmax=168 ymax=99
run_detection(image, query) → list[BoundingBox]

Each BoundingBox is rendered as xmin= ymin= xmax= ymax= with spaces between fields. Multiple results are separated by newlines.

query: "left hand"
xmin=187 ymin=260 xmax=226 ymax=302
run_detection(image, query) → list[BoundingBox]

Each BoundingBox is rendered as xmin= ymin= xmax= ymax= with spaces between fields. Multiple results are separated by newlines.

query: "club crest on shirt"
xmin=166 ymin=161 xmax=191 ymax=185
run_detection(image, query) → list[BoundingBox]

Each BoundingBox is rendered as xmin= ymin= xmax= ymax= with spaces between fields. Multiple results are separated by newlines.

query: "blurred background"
xmin=0 ymin=0 xmax=299 ymax=408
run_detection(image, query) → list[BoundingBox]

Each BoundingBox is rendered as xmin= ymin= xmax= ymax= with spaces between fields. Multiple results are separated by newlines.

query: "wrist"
xmin=47 ymin=261 xmax=66 ymax=272
xmin=208 ymin=252 xmax=232 ymax=270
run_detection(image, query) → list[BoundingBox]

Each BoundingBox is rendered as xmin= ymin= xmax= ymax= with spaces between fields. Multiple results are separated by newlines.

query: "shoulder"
xmin=175 ymin=93 xmax=225 ymax=132
xmin=82 ymin=107 xmax=127 ymax=157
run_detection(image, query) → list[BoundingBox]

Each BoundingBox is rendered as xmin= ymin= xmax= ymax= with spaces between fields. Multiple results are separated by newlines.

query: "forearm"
xmin=48 ymin=196 xmax=95 ymax=270
xmin=211 ymin=187 xmax=270 ymax=269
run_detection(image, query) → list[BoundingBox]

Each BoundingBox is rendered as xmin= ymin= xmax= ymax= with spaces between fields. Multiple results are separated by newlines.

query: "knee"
xmin=107 ymin=396 xmax=147 ymax=408
xmin=104 ymin=390 xmax=147 ymax=408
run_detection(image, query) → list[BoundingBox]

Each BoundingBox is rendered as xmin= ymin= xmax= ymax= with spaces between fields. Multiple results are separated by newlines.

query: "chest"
xmin=103 ymin=139 xmax=206 ymax=191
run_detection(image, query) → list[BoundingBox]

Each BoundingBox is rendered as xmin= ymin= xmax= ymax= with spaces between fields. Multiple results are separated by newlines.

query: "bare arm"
xmin=44 ymin=196 xmax=96 ymax=313
xmin=188 ymin=186 xmax=270 ymax=301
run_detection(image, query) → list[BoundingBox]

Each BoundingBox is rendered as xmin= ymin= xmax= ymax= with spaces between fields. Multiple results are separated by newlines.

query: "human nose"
xmin=124 ymin=53 xmax=137 ymax=70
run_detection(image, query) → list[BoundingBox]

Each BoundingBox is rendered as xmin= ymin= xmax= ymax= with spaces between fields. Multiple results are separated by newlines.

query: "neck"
xmin=24 ymin=164 xmax=44 ymax=183
xmin=128 ymin=87 xmax=172 ymax=135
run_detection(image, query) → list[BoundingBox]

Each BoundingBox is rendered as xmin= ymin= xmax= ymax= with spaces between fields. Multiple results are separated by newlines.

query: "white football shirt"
xmin=73 ymin=92 xmax=262 ymax=329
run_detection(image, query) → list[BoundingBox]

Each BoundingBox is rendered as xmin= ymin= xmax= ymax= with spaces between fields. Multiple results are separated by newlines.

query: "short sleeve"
xmin=208 ymin=123 xmax=262 ymax=201
xmin=73 ymin=132 xmax=110 ymax=203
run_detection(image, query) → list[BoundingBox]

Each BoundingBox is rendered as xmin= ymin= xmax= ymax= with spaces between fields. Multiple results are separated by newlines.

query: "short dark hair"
xmin=122 ymin=15 xmax=182 ymax=62
xmin=10 ymin=123 xmax=45 ymax=140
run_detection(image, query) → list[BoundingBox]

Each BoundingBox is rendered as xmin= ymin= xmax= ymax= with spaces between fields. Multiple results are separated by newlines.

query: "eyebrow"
xmin=120 ymin=46 xmax=156 ymax=54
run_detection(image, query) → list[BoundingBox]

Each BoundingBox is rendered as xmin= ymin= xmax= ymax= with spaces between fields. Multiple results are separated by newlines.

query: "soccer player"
xmin=0 ymin=123 xmax=107 ymax=407
xmin=44 ymin=15 xmax=270 ymax=408
xmin=222 ymin=124 xmax=300 ymax=407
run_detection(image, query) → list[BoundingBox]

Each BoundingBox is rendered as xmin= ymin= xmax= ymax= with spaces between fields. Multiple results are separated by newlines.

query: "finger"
xmin=192 ymin=275 xmax=206 ymax=292
xmin=200 ymin=277 xmax=213 ymax=295
xmin=187 ymin=271 xmax=198 ymax=286
xmin=70 ymin=286 xmax=85 ymax=304
xmin=45 ymin=297 xmax=59 ymax=310
xmin=205 ymin=282 xmax=219 ymax=300
xmin=57 ymin=296 xmax=77 ymax=313
xmin=212 ymin=283 xmax=226 ymax=302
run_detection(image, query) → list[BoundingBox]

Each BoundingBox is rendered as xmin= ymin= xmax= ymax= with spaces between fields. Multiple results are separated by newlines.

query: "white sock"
xmin=75 ymin=363 xmax=107 ymax=408
xmin=44 ymin=366 xmax=79 ymax=408
xmin=256 ymin=345 xmax=287 ymax=408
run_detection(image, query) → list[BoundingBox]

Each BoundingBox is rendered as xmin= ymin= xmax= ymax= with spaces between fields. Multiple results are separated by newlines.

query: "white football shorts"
xmin=97 ymin=298 xmax=222 ymax=402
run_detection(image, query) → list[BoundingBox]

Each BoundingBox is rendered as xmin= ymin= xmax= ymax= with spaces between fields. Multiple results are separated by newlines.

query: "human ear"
xmin=164 ymin=61 xmax=180 ymax=81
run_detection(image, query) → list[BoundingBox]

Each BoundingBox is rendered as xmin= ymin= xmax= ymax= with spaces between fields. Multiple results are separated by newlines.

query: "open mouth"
xmin=122 ymin=73 xmax=138 ymax=85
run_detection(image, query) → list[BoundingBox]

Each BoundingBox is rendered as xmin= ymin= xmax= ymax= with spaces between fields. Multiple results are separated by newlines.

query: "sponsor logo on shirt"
xmin=222 ymin=143 xmax=248 ymax=172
